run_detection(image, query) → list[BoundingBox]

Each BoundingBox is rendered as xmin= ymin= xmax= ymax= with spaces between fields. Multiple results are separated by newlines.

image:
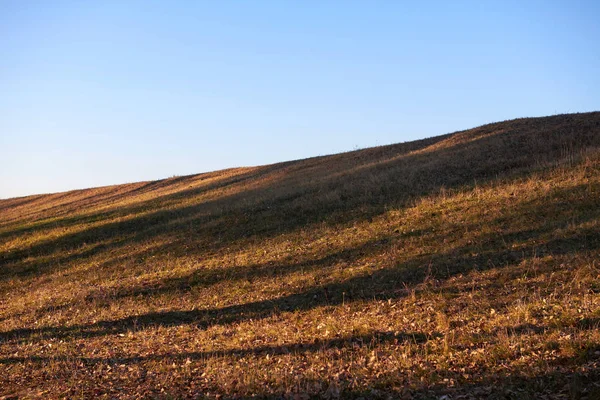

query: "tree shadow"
xmin=344 ymin=364 xmax=600 ymax=399
xmin=2 ymin=168 xmax=599 ymax=340
xmin=2 ymin=213 xmax=599 ymax=344
xmin=1 ymin=335 xmax=598 ymax=399
xmin=0 ymin=165 xmax=271 ymax=242
xmin=4 ymin=113 xmax=600 ymax=283
xmin=0 ymin=330 xmax=429 ymax=366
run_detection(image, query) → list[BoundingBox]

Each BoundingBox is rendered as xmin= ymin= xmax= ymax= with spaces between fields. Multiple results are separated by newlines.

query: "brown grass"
xmin=1 ymin=112 xmax=600 ymax=399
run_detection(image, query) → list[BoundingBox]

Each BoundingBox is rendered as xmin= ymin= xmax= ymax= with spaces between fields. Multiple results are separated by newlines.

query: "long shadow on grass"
xmin=1 ymin=337 xmax=599 ymax=399
xmin=0 ymin=166 xmax=277 ymax=245
xmin=2 ymin=220 xmax=599 ymax=344
xmin=345 ymin=362 xmax=600 ymax=400
xmin=492 ymin=318 xmax=600 ymax=338
xmin=0 ymin=330 xmax=429 ymax=366
xmin=81 ymin=179 xmax=600 ymax=305
xmin=83 ymin=233 xmax=410 ymax=302
xmin=3 ymin=113 xmax=599 ymax=282
xmin=5 ymin=176 xmax=600 ymax=328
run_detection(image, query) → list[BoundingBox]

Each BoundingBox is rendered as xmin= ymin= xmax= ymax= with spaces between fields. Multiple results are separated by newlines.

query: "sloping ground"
xmin=1 ymin=112 xmax=600 ymax=399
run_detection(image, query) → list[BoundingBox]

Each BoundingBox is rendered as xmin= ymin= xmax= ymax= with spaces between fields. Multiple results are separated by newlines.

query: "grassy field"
xmin=1 ymin=112 xmax=600 ymax=399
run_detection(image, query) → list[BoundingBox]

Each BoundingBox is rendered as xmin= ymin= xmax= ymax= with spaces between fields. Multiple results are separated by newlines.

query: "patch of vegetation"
xmin=1 ymin=112 xmax=600 ymax=399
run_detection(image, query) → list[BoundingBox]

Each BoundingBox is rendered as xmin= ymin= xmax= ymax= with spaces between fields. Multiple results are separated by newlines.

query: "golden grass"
xmin=1 ymin=112 xmax=600 ymax=399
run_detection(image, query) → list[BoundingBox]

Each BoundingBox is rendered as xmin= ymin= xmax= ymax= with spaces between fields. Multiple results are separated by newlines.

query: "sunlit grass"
xmin=1 ymin=112 xmax=600 ymax=398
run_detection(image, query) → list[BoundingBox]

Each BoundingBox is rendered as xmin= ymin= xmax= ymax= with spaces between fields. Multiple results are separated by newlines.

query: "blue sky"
xmin=1 ymin=1 xmax=599 ymax=199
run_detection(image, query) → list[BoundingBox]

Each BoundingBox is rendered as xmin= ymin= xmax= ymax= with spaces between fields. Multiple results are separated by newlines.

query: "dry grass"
xmin=1 ymin=112 xmax=600 ymax=399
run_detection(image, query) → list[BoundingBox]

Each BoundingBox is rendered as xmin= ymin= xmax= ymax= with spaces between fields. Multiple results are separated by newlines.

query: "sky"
xmin=1 ymin=1 xmax=599 ymax=199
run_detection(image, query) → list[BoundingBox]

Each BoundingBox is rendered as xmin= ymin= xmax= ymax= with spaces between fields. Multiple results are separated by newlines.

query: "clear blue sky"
xmin=1 ymin=1 xmax=599 ymax=199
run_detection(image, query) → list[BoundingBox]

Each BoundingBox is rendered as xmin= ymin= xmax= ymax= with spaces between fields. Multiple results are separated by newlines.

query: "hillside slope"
xmin=1 ymin=112 xmax=600 ymax=399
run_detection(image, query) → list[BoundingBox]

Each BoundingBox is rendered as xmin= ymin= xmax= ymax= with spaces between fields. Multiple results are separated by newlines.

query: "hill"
xmin=1 ymin=112 xmax=600 ymax=399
